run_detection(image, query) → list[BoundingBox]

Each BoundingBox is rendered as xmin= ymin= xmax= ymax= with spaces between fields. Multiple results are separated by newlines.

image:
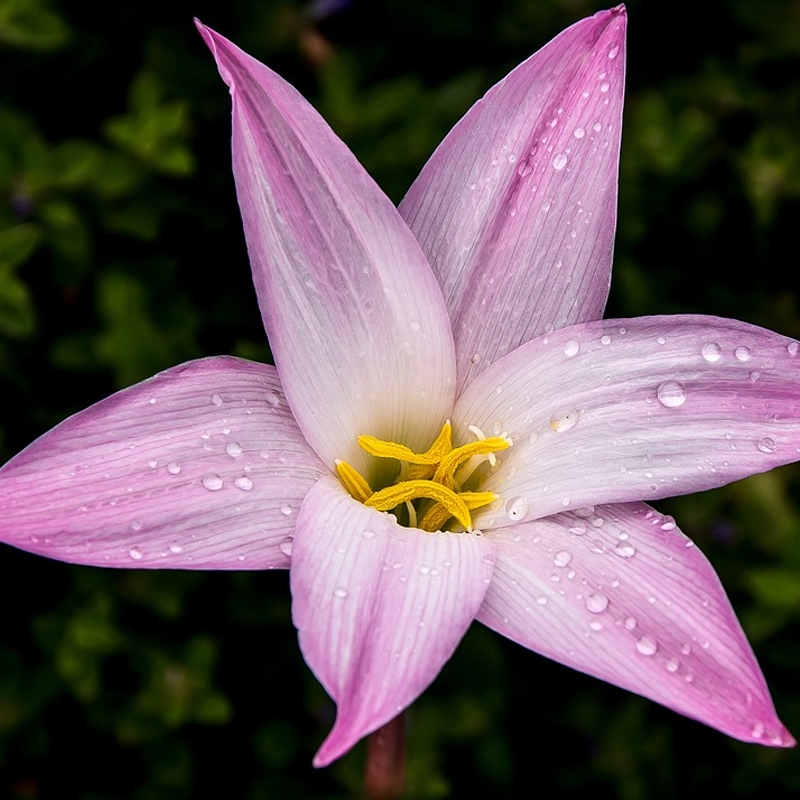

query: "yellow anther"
xmin=335 ymin=459 xmax=373 ymax=503
xmin=358 ymin=422 xmax=452 ymax=465
xmin=418 ymin=491 xmax=498 ymax=533
xmin=432 ymin=437 xmax=511 ymax=488
xmin=365 ymin=479 xmax=471 ymax=529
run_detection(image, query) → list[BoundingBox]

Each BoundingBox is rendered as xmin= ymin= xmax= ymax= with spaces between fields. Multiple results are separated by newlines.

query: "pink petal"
xmin=198 ymin=23 xmax=456 ymax=473
xmin=479 ymin=502 xmax=794 ymax=746
xmin=400 ymin=7 xmax=625 ymax=393
xmin=453 ymin=316 xmax=800 ymax=528
xmin=290 ymin=475 xmax=495 ymax=766
xmin=0 ymin=357 xmax=326 ymax=569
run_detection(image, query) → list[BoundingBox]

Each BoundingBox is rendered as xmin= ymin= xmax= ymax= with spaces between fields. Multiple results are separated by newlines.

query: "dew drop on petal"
xmin=636 ymin=636 xmax=658 ymax=656
xmin=226 ymin=442 xmax=243 ymax=458
xmin=506 ymin=496 xmax=529 ymax=521
xmin=130 ymin=520 xmax=142 ymax=532
xmin=202 ymin=474 xmax=223 ymax=491
xmin=563 ymin=339 xmax=580 ymax=357
xmin=701 ymin=342 xmax=722 ymax=363
xmin=129 ymin=546 xmax=143 ymax=561
xmin=280 ymin=504 xmax=293 ymax=516
xmin=573 ymin=127 xmax=586 ymax=139
xmin=657 ymin=380 xmax=686 ymax=408
xmin=788 ymin=341 xmax=799 ymax=357
xmin=550 ymin=410 xmax=580 ymax=433
xmin=167 ymin=462 xmax=181 ymax=475
xmin=734 ymin=346 xmax=751 ymax=362
xmin=266 ymin=391 xmax=280 ymax=406
xmin=614 ymin=544 xmax=636 ymax=558
xmin=234 ymin=475 xmax=253 ymax=491
xmin=333 ymin=587 xmax=349 ymax=599
xmin=554 ymin=550 xmax=572 ymax=567
xmin=666 ymin=658 xmax=680 ymax=673
xmin=211 ymin=394 xmax=223 ymax=406
xmin=169 ymin=542 xmax=183 ymax=554
xmin=660 ymin=516 xmax=676 ymax=531
xmin=552 ymin=152 xmax=568 ymax=170
xmin=757 ymin=437 xmax=775 ymax=454
xmin=586 ymin=593 xmax=609 ymax=613
xmin=624 ymin=616 xmax=637 ymax=631
xmin=279 ymin=537 xmax=294 ymax=557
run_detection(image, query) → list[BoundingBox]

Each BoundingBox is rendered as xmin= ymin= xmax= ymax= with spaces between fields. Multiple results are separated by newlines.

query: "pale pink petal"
xmin=0 ymin=357 xmax=326 ymax=569
xmin=453 ymin=316 xmax=800 ymax=529
xmin=290 ymin=476 xmax=495 ymax=766
xmin=400 ymin=7 xmax=625 ymax=392
xmin=478 ymin=502 xmax=793 ymax=746
xmin=198 ymin=23 xmax=456 ymax=473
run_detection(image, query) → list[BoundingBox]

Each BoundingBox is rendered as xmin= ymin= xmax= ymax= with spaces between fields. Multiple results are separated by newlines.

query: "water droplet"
xmin=168 ymin=542 xmax=183 ymax=554
xmin=167 ymin=462 xmax=181 ymax=475
xmin=202 ymin=474 xmax=223 ymax=491
xmin=589 ymin=620 xmax=603 ymax=631
xmin=749 ymin=370 xmax=761 ymax=383
xmin=280 ymin=504 xmax=293 ymax=516
xmin=608 ymin=44 xmax=620 ymax=59
xmin=751 ymin=723 xmax=765 ymax=739
xmin=573 ymin=127 xmax=586 ymax=139
xmin=147 ymin=459 xmax=157 ymax=469
xmin=701 ymin=342 xmax=722 ymax=363
xmin=788 ymin=341 xmax=799 ymax=357
xmin=568 ymin=523 xmax=586 ymax=535
xmin=734 ymin=345 xmax=751 ymax=362
xmin=506 ymin=496 xmax=529 ymax=521
xmin=226 ymin=442 xmax=243 ymax=458
xmin=550 ymin=410 xmax=580 ymax=433
xmin=470 ymin=353 xmax=481 ymax=365
xmin=333 ymin=587 xmax=348 ymax=599
xmin=129 ymin=547 xmax=143 ymax=561
xmin=361 ymin=529 xmax=376 ymax=540
xmin=600 ymin=334 xmax=611 ymax=345
xmin=666 ymin=658 xmax=680 ymax=673
xmin=660 ymin=516 xmax=676 ymax=531
xmin=554 ymin=550 xmax=572 ymax=567
xmin=657 ymin=380 xmax=686 ymax=408
xmin=614 ymin=543 xmax=636 ymax=558
xmin=757 ymin=437 xmax=775 ymax=454
xmin=574 ymin=506 xmax=594 ymax=518
xmin=586 ymin=593 xmax=609 ymax=613
xmin=536 ymin=596 xmax=548 ymax=606
xmin=211 ymin=394 xmax=223 ymax=406
xmin=624 ymin=617 xmax=637 ymax=631
xmin=266 ymin=391 xmax=280 ymax=406
xmin=563 ymin=339 xmax=580 ymax=357
xmin=599 ymin=81 xmax=610 ymax=93
xmin=552 ymin=153 xmax=568 ymax=170
xmin=130 ymin=520 xmax=142 ymax=532
xmin=277 ymin=537 xmax=294 ymax=557
xmin=635 ymin=636 xmax=658 ymax=656
xmin=234 ymin=475 xmax=253 ymax=491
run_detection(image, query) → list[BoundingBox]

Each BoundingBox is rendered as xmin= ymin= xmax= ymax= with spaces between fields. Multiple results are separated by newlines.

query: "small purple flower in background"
xmin=0 ymin=4 xmax=797 ymax=772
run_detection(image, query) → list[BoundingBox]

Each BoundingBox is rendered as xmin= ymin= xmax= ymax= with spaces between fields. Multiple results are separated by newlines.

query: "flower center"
xmin=335 ymin=421 xmax=511 ymax=532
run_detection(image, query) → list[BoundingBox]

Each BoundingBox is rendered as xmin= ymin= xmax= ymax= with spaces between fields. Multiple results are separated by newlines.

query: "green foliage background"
xmin=1 ymin=0 xmax=800 ymax=797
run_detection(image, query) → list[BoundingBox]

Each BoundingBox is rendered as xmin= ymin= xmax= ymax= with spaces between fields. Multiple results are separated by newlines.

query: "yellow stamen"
xmin=335 ymin=459 xmax=373 ymax=503
xmin=433 ymin=437 xmax=511 ymax=488
xmin=365 ymin=480 xmax=471 ymax=529
xmin=418 ymin=491 xmax=498 ymax=533
xmin=358 ymin=422 xmax=452 ymax=465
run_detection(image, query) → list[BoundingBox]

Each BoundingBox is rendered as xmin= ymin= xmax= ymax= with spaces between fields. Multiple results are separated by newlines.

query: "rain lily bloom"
xmin=0 ymin=5 xmax=797 ymax=769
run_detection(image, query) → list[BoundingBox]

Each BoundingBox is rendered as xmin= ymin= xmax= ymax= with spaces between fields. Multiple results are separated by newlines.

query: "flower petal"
xmin=198 ymin=23 xmax=456 ymax=471
xmin=0 ymin=357 xmax=326 ymax=569
xmin=290 ymin=475 xmax=495 ymax=766
xmin=400 ymin=8 xmax=625 ymax=392
xmin=478 ymin=502 xmax=793 ymax=746
xmin=452 ymin=316 xmax=800 ymax=528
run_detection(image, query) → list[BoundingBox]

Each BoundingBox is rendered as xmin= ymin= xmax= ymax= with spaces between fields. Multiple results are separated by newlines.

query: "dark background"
xmin=1 ymin=0 xmax=800 ymax=797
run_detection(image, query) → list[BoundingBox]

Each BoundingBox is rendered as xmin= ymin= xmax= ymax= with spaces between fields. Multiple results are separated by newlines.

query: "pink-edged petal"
xmin=290 ymin=476 xmax=495 ymax=766
xmin=400 ymin=7 xmax=625 ymax=392
xmin=0 ymin=357 xmax=326 ymax=569
xmin=453 ymin=316 xmax=800 ymax=529
xmin=198 ymin=23 xmax=456 ymax=472
xmin=478 ymin=502 xmax=793 ymax=746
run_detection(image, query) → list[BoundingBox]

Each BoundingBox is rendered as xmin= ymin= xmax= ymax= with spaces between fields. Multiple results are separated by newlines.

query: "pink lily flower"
xmin=0 ymin=6 xmax=796 ymax=768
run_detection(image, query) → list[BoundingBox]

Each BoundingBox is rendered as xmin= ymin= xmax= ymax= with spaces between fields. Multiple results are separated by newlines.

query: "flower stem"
xmin=363 ymin=712 xmax=406 ymax=800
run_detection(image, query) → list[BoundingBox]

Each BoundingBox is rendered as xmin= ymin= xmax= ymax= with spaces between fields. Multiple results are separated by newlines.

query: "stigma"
xmin=335 ymin=421 xmax=512 ymax=532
